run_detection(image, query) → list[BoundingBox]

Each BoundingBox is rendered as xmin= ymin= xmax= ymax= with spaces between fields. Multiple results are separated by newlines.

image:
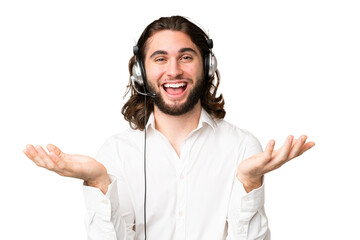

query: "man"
xmin=23 ymin=16 xmax=315 ymax=239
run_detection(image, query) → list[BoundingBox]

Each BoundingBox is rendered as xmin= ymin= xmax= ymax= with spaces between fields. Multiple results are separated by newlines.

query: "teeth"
xmin=164 ymin=82 xmax=186 ymax=88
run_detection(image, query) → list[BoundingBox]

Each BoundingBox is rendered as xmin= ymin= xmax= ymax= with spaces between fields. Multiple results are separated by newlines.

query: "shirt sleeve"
xmin=227 ymin=131 xmax=271 ymax=240
xmin=83 ymin=136 xmax=136 ymax=240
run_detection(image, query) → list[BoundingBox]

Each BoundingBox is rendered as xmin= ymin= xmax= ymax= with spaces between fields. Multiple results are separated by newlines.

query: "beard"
xmin=146 ymin=77 xmax=205 ymax=116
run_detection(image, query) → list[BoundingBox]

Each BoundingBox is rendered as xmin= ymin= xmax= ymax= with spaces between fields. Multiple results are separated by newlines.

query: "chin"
xmin=154 ymin=97 xmax=200 ymax=116
xmin=148 ymin=76 xmax=205 ymax=116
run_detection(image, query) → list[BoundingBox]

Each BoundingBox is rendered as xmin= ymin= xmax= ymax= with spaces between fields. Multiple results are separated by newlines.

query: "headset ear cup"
xmin=204 ymin=53 xmax=209 ymax=80
xmin=139 ymin=60 xmax=147 ymax=85
xmin=209 ymin=53 xmax=217 ymax=78
xmin=132 ymin=60 xmax=146 ymax=86
xmin=206 ymin=53 xmax=217 ymax=79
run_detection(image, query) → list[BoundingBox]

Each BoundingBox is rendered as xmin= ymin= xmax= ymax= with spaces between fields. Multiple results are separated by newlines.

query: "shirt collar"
xmin=145 ymin=108 xmax=217 ymax=132
xmin=198 ymin=108 xmax=217 ymax=131
xmin=146 ymin=112 xmax=155 ymax=130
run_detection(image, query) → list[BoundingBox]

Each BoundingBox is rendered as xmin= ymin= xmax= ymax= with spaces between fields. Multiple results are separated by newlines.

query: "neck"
xmin=153 ymin=101 xmax=202 ymax=156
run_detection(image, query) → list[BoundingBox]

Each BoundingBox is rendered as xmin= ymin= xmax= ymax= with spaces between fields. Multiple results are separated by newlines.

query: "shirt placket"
xmin=175 ymin=139 xmax=189 ymax=240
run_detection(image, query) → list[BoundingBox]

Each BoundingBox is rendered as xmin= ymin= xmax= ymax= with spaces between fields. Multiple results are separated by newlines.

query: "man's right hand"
xmin=23 ymin=144 xmax=111 ymax=194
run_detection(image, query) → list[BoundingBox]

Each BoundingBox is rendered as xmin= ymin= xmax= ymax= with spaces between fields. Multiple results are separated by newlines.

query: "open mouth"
xmin=162 ymin=82 xmax=188 ymax=96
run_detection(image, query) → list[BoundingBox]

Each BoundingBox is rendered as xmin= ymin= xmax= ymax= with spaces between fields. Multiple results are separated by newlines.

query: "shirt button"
xmin=238 ymin=225 xmax=248 ymax=234
xmin=244 ymin=196 xmax=250 ymax=202
xmin=178 ymin=211 xmax=184 ymax=217
xmin=180 ymin=174 xmax=184 ymax=180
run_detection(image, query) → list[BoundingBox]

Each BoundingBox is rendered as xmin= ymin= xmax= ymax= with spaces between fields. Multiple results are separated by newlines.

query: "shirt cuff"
xmin=83 ymin=174 xmax=119 ymax=218
xmin=232 ymin=177 xmax=265 ymax=213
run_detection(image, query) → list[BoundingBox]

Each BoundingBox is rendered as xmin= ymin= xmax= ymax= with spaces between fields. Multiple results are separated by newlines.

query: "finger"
xmin=278 ymin=135 xmax=293 ymax=160
xmin=48 ymin=149 xmax=68 ymax=171
xmin=24 ymin=144 xmax=38 ymax=159
xmin=288 ymin=135 xmax=307 ymax=159
xmin=24 ymin=144 xmax=45 ymax=166
xmin=46 ymin=144 xmax=69 ymax=169
xmin=268 ymin=135 xmax=293 ymax=167
xmin=298 ymin=141 xmax=315 ymax=156
xmin=47 ymin=144 xmax=61 ymax=156
xmin=47 ymin=144 xmax=66 ymax=161
xmin=35 ymin=145 xmax=56 ymax=169
xmin=264 ymin=139 xmax=275 ymax=160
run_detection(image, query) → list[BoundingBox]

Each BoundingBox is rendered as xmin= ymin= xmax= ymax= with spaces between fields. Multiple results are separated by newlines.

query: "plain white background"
xmin=1 ymin=0 xmax=359 ymax=239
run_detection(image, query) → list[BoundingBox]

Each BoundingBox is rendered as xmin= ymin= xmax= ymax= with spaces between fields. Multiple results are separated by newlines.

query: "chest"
xmin=123 ymin=130 xmax=241 ymax=208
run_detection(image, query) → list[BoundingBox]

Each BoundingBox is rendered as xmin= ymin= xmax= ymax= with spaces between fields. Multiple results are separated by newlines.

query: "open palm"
xmin=237 ymin=135 xmax=315 ymax=192
xmin=23 ymin=144 xmax=109 ymax=191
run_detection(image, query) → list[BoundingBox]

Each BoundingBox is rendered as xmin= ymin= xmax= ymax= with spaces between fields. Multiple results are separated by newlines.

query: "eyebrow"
xmin=149 ymin=50 xmax=167 ymax=59
xmin=179 ymin=48 xmax=198 ymax=55
xmin=149 ymin=48 xmax=198 ymax=59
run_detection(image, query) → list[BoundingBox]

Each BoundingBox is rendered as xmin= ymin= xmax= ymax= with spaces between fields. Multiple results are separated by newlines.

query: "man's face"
xmin=144 ymin=30 xmax=205 ymax=116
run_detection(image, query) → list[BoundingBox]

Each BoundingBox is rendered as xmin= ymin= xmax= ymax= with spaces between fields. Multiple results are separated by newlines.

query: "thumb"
xmin=46 ymin=144 xmax=66 ymax=159
xmin=264 ymin=139 xmax=275 ymax=156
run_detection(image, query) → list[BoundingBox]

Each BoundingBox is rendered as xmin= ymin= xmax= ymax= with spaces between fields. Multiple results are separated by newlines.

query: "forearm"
xmin=83 ymin=175 xmax=135 ymax=240
xmin=227 ymin=178 xmax=270 ymax=239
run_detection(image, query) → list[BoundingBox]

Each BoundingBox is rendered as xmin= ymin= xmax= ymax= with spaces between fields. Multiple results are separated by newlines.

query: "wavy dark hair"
xmin=122 ymin=16 xmax=225 ymax=130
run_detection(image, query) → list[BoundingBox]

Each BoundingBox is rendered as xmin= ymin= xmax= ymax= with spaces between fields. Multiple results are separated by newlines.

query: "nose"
xmin=167 ymin=58 xmax=183 ymax=78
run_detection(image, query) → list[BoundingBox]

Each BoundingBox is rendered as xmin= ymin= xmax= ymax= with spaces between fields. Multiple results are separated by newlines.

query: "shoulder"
xmin=214 ymin=118 xmax=261 ymax=145
xmin=99 ymin=128 xmax=144 ymax=152
xmin=214 ymin=118 xmax=263 ymax=159
xmin=96 ymin=128 xmax=144 ymax=166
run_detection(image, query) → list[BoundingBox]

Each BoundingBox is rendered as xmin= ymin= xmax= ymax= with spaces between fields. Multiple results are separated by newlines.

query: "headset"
xmin=131 ymin=23 xmax=218 ymax=240
xmin=130 ymin=38 xmax=218 ymax=97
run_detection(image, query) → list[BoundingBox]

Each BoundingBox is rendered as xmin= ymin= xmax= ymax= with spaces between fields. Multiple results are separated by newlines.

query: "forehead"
xmin=144 ymin=30 xmax=200 ymax=57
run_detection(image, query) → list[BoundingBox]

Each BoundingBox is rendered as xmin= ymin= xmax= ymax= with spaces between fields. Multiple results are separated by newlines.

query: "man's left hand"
xmin=236 ymin=135 xmax=315 ymax=193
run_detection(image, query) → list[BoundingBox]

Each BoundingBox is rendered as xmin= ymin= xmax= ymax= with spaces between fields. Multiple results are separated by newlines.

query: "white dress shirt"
xmin=83 ymin=108 xmax=270 ymax=240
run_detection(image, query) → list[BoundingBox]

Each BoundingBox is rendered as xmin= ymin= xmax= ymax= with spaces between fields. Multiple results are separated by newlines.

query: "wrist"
xmin=86 ymin=174 xmax=111 ymax=194
xmin=236 ymin=173 xmax=263 ymax=193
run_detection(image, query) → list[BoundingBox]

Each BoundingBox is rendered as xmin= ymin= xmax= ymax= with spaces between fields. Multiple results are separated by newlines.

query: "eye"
xmin=180 ymin=55 xmax=193 ymax=62
xmin=155 ymin=57 xmax=166 ymax=63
